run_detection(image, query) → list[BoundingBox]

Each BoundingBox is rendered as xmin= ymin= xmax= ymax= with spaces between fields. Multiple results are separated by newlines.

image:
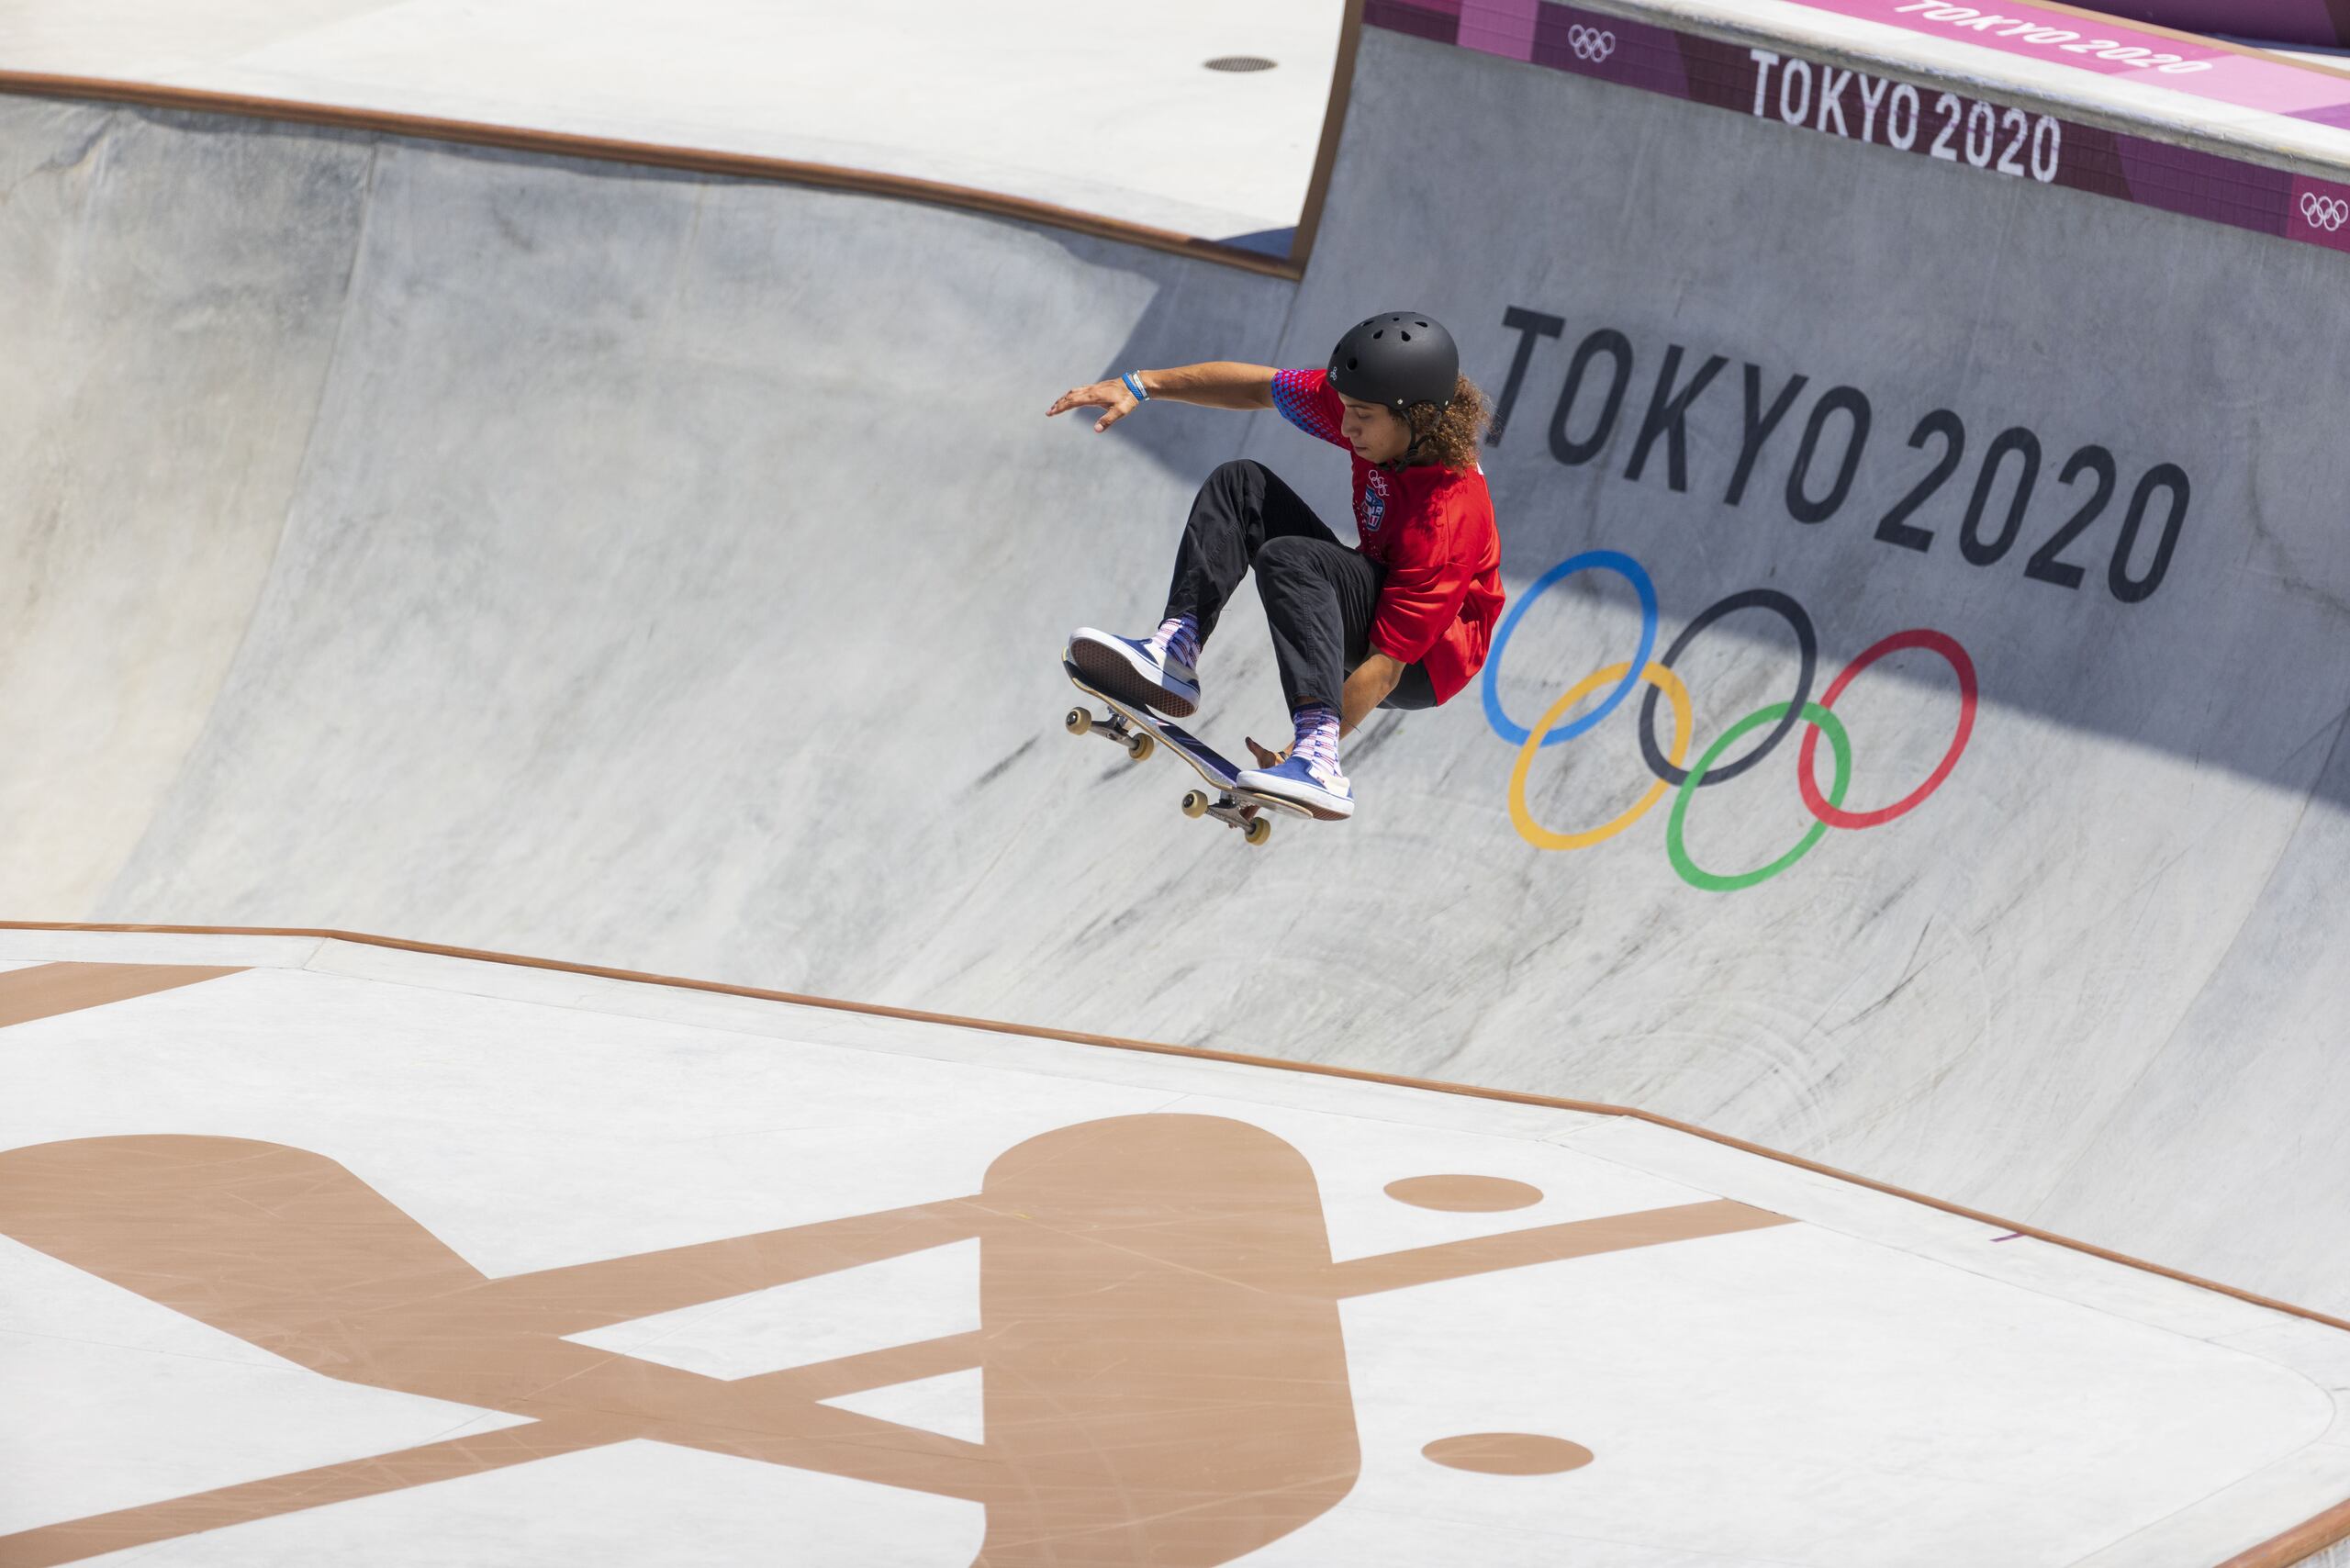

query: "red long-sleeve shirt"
xmin=1270 ymin=368 xmax=1505 ymax=705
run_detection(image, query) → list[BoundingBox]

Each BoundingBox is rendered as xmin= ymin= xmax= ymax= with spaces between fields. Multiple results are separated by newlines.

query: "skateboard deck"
xmin=1062 ymin=655 xmax=1319 ymax=845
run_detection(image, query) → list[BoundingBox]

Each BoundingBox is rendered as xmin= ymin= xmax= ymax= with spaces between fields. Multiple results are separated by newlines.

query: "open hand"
xmin=1046 ymin=379 xmax=1138 ymax=434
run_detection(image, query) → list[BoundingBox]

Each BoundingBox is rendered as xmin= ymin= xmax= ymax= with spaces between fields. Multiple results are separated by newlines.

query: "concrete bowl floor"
xmin=4 ymin=932 xmax=2350 ymax=1567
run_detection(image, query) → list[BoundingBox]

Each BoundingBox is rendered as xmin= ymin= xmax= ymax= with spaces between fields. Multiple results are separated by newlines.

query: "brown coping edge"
xmin=0 ymin=71 xmax=1318 ymax=283
xmin=1286 ymin=0 xmax=1367 ymax=269
xmin=6 ymin=918 xmax=2348 ymax=1563
xmin=2223 ymin=1495 xmax=2350 ymax=1568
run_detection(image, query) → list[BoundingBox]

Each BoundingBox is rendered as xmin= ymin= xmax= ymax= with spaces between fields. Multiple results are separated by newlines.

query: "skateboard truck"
xmin=1177 ymin=785 xmax=1271 ymax=844
xmin=1061 ymin=680 xmax=1276 ymax=846
xmin=1062 ymin=703 xmax=1155 ymax=763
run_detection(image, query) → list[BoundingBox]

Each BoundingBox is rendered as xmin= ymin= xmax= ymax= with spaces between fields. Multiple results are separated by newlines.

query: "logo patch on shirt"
xmin=1360 ymin=471 xmax=1390 ymax=534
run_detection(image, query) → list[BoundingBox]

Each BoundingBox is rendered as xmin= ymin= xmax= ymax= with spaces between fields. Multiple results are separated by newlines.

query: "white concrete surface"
xmin=6 ymin=5 xmax=2350 ymax=1556
xmin=0 ymin=0 xmax=1342 ymax=241
xmin=0 ymin=934 xmax=2346 ymax=1564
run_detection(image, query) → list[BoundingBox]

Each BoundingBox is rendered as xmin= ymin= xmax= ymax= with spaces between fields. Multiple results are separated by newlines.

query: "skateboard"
xmin=1062 ymin=655 xmax=1315 ymax=846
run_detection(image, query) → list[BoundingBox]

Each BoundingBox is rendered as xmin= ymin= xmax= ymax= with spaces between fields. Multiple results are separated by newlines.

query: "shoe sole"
xmin=1069 ymin=635 xmax=1198 ymax=719
xmin=1237 ymin=775 xmax=1354 ymax=822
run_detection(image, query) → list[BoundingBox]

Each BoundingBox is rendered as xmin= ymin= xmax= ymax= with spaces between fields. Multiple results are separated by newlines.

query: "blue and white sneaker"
xmin=1237 ymin=752 xmax=1355 ymax=821
xmin=1068 ymin=626 xmax=1202 ymax=718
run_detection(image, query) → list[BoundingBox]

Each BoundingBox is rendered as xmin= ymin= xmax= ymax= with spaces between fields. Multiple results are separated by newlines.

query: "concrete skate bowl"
xmin=5 ymin=1 xmax=2350 ymax=1354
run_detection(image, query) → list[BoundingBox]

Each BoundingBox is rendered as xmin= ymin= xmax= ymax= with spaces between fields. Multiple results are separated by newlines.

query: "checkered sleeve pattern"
xmin=1270 ymin=368 xmax=1348 ymax=450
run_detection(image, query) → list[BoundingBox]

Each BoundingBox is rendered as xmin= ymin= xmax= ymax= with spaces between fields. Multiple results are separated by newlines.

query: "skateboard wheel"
xmin=1064 ymin=708 xmax=1092 ymax=736
xmin=1181 ymin=790 xmax=1209 ymax=819
xmin=1244 ymin=816 xmax=1272 ymax=846
xmin=1126 ymin=733 xmax=1155 ymax=762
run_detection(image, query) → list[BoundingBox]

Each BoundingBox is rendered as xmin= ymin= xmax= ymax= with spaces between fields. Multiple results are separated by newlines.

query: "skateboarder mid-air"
xmin=1048 ymin=313 xmax=1504 ymax=820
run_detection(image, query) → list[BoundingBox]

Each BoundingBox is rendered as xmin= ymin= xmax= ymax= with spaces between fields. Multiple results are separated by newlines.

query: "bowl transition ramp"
xmin=4 ymin=931 xmax=2350 ymax=1566
xmin=6 ymin=3 xmax=2350 ymax=1556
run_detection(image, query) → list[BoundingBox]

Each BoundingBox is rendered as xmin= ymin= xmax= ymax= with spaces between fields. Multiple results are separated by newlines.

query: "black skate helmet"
xmin=1327 ymin=311 xmax=1458 ymax=416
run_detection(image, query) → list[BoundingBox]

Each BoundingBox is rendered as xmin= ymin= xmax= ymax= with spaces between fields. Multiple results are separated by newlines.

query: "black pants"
xmin=1164 ymin=460 xmax=1438 ymax=714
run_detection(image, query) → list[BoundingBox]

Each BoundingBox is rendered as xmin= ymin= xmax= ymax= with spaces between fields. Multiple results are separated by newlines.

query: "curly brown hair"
xmin=1405 ymin=374 xmax=1492 ymax=472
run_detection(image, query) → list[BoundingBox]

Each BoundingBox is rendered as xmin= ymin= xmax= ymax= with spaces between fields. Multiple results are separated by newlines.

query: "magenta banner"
xmin=2083 ymin=1 xmax=2350 ymax=50
xmin=1366 ymin=0 xmax=2350 ymax=258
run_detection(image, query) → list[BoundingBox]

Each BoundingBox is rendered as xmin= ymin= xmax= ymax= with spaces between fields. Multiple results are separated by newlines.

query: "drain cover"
xmin=1204 ymin=55 xmax=1278 ymax=73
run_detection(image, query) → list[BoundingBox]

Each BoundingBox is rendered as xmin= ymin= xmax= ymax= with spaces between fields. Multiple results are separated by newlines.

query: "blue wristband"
xmin=1122 ymin=371 xmax=1149 ymax=402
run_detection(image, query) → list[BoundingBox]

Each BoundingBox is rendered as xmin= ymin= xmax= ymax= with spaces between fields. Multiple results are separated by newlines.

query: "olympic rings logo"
xmin=2300 ymin=192 xmax=2349 ymax=232
xmin=1480 ymin=551 xmax=1978 ymax=892
xmin=1567 ymin=24 xmax=1617 ymax=62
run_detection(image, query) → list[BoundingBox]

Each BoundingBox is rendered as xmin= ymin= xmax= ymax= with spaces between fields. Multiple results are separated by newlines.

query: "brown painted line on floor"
xmin=0 ymin=1417 xmax=625 ymax=1568
xmin=482 ymin=1197 xmax=982 ymax=1326
xmin=0 ymin=963 xmax=244 ymax=1029
xmin=0 ymin=72 xmax=1305 ymax=281
xmin=1329 ymin=1199 xmax=1794 ymax=1297
xmin=747 ymin=1330 xmax=986 ymax=1407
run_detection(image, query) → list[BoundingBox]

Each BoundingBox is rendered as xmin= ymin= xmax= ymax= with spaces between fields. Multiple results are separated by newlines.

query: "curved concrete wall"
xmin=6 ymin=20 xmax=2350 ymax=1328
xmin=1263 ymin=28 xmax=2350 ymax=1314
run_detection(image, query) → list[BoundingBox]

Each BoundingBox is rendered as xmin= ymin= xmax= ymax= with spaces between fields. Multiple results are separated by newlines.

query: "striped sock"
xmin=1147 ymin=614 xmax=1201 ymax=667
xmin=1292 ymin=702 xmax=1341 ymax=780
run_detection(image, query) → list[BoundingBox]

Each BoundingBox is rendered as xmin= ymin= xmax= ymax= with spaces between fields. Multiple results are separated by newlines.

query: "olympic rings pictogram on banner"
xmin=1486 ymin=551 xmax=1978 ymax=890
xmin=2301 ymin=191 xmax=2349 ymax=232
xmin=1567 ymin=24 xmax=1617 ymax=62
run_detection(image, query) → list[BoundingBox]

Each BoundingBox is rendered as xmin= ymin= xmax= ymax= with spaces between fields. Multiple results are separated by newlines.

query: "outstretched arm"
xmin=1046 ymin=362 xmax=1278 ymax=433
